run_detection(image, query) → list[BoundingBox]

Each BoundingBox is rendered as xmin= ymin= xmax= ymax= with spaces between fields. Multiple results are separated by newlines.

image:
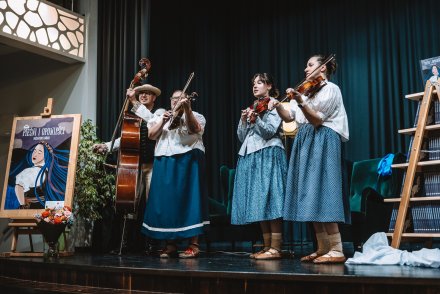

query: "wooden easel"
xmin=390 ymin=81 xmax=440 ymax=248
xmin=1 ymin=219 xmax=70 ymax=257
xmin=1 ymin=99 xmax=72 ymax=257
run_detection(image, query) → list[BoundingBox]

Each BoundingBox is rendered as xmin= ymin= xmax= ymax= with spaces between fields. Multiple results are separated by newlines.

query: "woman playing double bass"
xmin=141 ymin=89 xmax=209 ymax=259
xmin=93 ymin=83 xmax=165 ymax=253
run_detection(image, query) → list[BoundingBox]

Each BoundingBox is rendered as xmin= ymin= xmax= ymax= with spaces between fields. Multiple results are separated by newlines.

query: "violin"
xmin=286 ymin=76 xmax=325 ymax=100
xmin=168 ymin=92 xmax=197 ymax=129
xmin=247 ymin=97 xmax=271 ymax=123
xmin=168 ymin=72 xmax=196 ymax=130
xmin=282 ymin=53 xmax=335 ymax=102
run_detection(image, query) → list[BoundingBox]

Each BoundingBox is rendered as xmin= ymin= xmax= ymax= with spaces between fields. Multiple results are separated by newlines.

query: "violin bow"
xmin=280 ymin=53 xmax=336 ymax=103
xmin=171 ymin=72 xmax=195 ymax=113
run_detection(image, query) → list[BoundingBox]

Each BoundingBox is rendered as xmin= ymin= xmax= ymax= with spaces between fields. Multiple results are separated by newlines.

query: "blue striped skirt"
xmin=141 ymin=149 xmax=209 ymax=240
xmin=283 ymin=124 xmax=350 ymax=224
xmin=231 ymin=146 xmax=287 ymax=225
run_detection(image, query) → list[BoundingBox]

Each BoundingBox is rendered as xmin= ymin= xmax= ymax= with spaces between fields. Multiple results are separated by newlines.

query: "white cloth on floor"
xmin=345 ymin=232 xmax=440 ymax=268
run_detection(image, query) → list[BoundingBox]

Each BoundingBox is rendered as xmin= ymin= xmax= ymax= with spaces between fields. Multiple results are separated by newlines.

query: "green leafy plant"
xmin=74 ymin=119 xmax=115 ymax=222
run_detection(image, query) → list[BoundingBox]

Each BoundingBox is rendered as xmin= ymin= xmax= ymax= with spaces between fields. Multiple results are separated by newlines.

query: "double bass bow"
xmin=108 ymin=58 xmax=151 ymax=214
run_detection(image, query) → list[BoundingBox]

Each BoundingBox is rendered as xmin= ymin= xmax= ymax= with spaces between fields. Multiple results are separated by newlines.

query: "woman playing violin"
xmin=272 ymin=54 xmax=350 ymax=264
xmin=141 ymin=90 xmax=209 ymax=259
xmin=231 ymin=73 xmax=287 ymax=260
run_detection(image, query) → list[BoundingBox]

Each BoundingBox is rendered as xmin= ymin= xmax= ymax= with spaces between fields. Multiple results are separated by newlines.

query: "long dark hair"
xmin=9 ymin=141 xmax=69 ymax=206
xmin=252 ymin=73 xmax=280 ymax=98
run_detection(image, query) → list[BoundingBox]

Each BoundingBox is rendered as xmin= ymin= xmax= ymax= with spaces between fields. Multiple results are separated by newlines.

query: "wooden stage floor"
xmin=0 ymin=243 xmax=439 ymax=294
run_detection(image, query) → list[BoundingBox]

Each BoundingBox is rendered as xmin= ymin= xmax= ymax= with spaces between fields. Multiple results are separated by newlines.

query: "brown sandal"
xmin=250 ymin=248 xmax=269 ymax=259
xmin=254 ymin=248 xmax=282 ymax=260
xmin=300 ymin=252 xmax=322 ymax=262
xmin=313 ymin=251 xmax=346 ymax=264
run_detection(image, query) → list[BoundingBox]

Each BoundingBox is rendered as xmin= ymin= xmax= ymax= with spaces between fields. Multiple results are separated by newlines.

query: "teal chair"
xmin=208 ymin=165 xmax=235 ymax=217
xmin=206 ymin=165 xmax=261 ymax=252
xmin=348 ymin=153 xmax=406 ymax=248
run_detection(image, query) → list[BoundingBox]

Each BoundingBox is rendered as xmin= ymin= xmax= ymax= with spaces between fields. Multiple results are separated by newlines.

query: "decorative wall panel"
xmin=0 ymin=0 xmax=85 ymax=63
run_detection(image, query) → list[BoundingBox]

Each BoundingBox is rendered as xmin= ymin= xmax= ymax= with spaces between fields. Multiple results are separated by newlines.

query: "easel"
xmin=0 ymin=98 xmax=72 ymax=257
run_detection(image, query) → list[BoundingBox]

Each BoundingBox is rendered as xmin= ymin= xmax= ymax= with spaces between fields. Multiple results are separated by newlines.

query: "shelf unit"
xmin=389 ymin=81 xmax=440 ymax=248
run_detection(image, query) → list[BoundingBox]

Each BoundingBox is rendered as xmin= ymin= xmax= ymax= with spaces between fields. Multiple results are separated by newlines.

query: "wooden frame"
xmin=0 ymin=114 xmax=81 ymax=219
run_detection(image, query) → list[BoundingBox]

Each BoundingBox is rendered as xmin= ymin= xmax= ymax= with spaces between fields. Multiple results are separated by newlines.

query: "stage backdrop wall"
xmin=96 ymin=0 xmax=440 ymax=201
xmin=0 ymin=0 xmax=98 ymax=253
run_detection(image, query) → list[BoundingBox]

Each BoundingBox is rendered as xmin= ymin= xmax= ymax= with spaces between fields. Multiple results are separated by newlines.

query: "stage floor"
xmin=1 ymin=243 xmax=440 ymax=294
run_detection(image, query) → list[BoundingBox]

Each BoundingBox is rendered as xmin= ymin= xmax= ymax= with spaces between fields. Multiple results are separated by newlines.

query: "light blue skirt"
xmin=283 ymin=124 xmax=350 ymax=224
xmin=141 ymin=149 xmax=209 ymax=240
xmin=231 ymin=146 xmax=287 ymax=225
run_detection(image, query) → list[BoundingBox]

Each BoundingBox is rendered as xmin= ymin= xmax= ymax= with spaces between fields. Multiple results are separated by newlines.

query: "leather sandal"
xmin=300 ymin=252 xmax=322 ymax=262
xmin=254 ymin=248 xmax=282 ymax=260
xmin=250 ymin=248 xmax=269 ymax=259
xmin=179 ymin=243 xmax=200 ymax=259
xmin=313 ymin=251 xmax=346 ymax=264
xmin=159 ymin=243 xmax=178 ymax=258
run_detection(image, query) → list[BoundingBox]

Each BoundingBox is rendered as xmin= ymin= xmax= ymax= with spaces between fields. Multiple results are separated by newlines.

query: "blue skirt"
xmin=231 ymin=146 xmax=287 ymax=225
xmin=283 ymin=124 xmax=350 ymax=224
xmin=141 ymin=149 xmax=209 ymax=240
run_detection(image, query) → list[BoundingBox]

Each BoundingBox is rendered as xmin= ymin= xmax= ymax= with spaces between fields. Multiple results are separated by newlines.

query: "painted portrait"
xmin=0 ymin=114 xmax=81 ymax=219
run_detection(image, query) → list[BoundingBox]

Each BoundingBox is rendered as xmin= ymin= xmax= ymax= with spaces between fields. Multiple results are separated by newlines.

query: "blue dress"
xmin=231 ymin=105 xmax=287 ymax=225
xmin=141 ymin=149 xmax=209 ymax=240
xmin=283 ymin=124 xmax=350 ymax=223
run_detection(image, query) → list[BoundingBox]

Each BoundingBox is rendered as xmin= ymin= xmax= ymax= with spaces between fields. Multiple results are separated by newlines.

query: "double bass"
xmin=109 ymin=58 xmax=151 ymax=214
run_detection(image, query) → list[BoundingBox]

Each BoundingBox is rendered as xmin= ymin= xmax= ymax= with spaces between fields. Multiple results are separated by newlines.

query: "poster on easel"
xmin=0 ymin=114 xmax=81 ymax=219
xmin=419 ymin=56 xmax=440 ymax=87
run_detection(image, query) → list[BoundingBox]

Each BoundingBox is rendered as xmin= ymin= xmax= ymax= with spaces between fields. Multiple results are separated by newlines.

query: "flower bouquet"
xmin=35 ymin=206 xmax=73 ymax=258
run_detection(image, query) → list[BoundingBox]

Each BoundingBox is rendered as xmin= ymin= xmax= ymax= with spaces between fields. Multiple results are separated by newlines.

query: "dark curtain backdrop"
xmin=97 ymin=0 xmax=151 ymax=142
xmin=97 ymin=0 xmax=440 ymax=201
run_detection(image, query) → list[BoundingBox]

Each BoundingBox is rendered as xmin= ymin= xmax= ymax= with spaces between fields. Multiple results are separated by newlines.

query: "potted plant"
xmin=69 ymin=119 xmax=115 ymax=251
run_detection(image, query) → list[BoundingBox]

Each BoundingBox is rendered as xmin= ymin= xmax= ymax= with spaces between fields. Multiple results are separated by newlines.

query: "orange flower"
xmin=42 ymin=210 xmax=50 ymax=218
xmin=54 ymin=217 xmax=63 ymax=224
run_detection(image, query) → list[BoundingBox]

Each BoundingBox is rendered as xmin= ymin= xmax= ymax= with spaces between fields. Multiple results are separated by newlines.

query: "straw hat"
xmin=133 ymin=84 xmax=161 ymax=96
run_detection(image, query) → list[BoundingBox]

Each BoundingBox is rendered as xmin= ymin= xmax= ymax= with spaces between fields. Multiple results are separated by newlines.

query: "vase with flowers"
xmin=35 ymin=206 xmax=73 ymax=258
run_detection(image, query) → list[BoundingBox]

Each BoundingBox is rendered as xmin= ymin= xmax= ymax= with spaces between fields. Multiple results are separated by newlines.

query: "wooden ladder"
xmin=391 ymin=80 xmax=440 ymax=248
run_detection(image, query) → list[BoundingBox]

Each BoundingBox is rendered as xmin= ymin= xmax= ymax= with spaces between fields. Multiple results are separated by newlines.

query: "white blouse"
xmin=15 ymin=166 xmax=46 ymax=192
xmin=289 ymin=81 xmax=349 ymax=142
xmin=148 ymin=111 xmax=206 ymax=157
